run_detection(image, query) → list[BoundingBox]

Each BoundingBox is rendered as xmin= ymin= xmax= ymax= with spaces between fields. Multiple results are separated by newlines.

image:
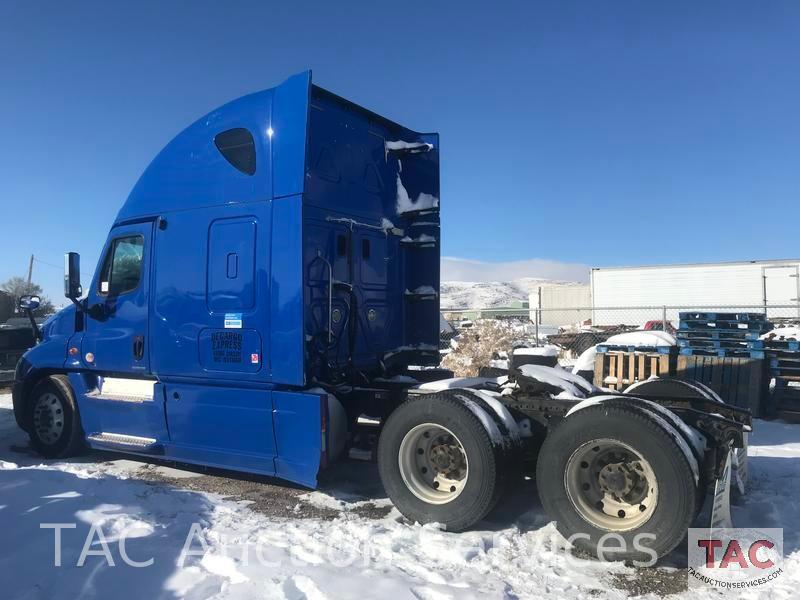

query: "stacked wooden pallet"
xmin=677 ymin=312 xmax=771 ymax=359
xmin=762 ymin=331 xmax=800 ymax=419
xmin=763 ymin=338 xmax=800 ymax=377
xmin=675 ymin=312 xmax=770 ymax=416
xmin=593 ymin=345 xmax=676 ymax=391
xmin=676 ymin=354 xmax=764 ymax=415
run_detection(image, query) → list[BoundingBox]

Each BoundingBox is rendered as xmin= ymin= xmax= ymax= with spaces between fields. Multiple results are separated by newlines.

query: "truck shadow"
xmin=481 ymin=476 xmax=552 ymax=532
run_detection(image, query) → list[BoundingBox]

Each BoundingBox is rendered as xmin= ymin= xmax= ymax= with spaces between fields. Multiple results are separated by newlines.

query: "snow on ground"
xmin=1 ymin=392 xmax=800 ymax=599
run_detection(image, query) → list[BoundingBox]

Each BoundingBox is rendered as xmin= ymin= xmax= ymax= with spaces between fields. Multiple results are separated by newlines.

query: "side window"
xmin=98 ymin=236 xmax=144 ymax=296
xmin=214 ymin=128 xmax=256 ymax=175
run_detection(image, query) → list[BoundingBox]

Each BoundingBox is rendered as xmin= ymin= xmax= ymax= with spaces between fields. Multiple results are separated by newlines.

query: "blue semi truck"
xmin=12 ymin=71 xmax=751 ymax=562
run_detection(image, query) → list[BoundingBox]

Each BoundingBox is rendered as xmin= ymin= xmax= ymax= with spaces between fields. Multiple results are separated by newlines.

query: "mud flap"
xmin=732 ymin=433 xmax=748 ymax=496
xmin=731 ymin=448 xmax=746 ymax=497
xmin=709 ymin=447 xmax=734 ymax=529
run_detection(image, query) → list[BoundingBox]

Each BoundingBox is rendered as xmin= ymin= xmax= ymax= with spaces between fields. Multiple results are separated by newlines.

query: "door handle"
xmin=133 ymin=335 xmax=145 ymax=361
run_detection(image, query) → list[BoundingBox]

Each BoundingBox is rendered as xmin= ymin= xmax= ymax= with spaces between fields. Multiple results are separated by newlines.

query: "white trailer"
xmin=591 ymin=259 xmax=800 ymax=325
xmin=528 ymin=284 xmax=592 ymax=325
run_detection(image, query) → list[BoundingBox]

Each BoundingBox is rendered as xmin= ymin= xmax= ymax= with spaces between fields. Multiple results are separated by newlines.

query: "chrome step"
xmin=87 ymin=432 xmax=164 ymax=455
xmin=85 ymin=392 xmax=148 ymax=404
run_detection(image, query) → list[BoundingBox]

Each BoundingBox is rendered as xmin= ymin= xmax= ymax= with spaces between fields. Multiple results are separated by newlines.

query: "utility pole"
xmin=27 ymin=254 xmax=34 ymax=293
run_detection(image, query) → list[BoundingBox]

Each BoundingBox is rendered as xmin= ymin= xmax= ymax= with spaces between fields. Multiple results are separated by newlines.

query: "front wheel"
xmin=536 ymin=401 xmax=698 ymax=562
xmin=27 ymin=375 xmax=85 ymax=459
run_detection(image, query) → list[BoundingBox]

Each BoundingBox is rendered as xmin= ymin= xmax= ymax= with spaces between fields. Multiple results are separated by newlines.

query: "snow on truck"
xmin=12 ymin=71 xmax=751 ymax=562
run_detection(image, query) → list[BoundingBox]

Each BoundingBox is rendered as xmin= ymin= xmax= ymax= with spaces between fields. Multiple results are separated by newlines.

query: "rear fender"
xmin=441 ymin=388 xmax=522 ymax=452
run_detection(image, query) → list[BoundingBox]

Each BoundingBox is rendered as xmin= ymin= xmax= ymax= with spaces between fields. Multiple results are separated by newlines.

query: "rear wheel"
xmin=398 ymin=423 xmax=470 ymax=504
xmin=537 ymin=402 xmax=697 ymax=562
xmin=378 ymin=392 xmax=504 ymax=531
xmin=564 ymin=438 xmax=659 ymax=532
xmin=28 ymin=375 xmax=84 ymax=459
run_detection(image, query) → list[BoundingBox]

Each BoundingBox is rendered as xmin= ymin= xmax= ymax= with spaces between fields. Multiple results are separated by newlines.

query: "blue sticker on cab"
xmin=224 ymin=313 xmax=243 ymax=329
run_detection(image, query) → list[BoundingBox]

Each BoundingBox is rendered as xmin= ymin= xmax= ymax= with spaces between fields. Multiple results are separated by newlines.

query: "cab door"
xmin=82 ymin=222 xmax=153 ymax=374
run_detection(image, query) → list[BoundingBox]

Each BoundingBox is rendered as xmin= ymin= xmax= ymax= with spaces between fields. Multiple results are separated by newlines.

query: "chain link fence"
xmin=440 ymin=304 xmax=800 ymax=368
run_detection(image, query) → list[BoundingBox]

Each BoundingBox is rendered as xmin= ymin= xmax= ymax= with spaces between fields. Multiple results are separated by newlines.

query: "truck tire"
xmin=378 ymin=392 xmax=504 ymax=531
xmin=28 ymin=375 xmax=85 ymax=459
xmin=536 ymin=402 xmax=697 ymax=562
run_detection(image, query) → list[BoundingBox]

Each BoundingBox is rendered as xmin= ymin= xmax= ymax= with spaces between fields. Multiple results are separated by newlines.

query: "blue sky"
xmin=1 ymin=1 xmax=799 ymax=302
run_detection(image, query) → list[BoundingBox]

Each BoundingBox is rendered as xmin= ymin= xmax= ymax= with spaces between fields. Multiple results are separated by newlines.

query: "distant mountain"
xmin=440 ymin=278 xmax=584 ymax=309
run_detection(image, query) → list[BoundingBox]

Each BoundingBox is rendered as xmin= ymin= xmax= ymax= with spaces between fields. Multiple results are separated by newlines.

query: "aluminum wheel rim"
xmin=32 ymin=392 xmax=65 ymax=446
xmin=564 ymin=439 xmax=658 ymax=531
xmin=398 ymin=423 xmax=469 ymax=505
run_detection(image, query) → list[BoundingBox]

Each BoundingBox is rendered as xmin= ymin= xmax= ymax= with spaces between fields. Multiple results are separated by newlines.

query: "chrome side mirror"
xmin=18 ymin=295 xmax=40 ymax=311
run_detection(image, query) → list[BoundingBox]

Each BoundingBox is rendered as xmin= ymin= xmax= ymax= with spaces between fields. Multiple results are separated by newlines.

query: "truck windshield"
xmin=98 ymin=235 xmax=144 ymax=296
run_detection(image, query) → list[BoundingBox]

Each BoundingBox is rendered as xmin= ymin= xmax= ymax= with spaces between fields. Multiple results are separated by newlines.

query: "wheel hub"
xmin=564 ymin=439 xmax=658 ymax=531
xmin=598 ymin=462 xmax=635 ymax=495
xmin=32 ymin=392 xmax=65 ymax=446
xmin=429 ymin=439 xmax=466 ymax=477
xmin=398 ymin=424 xmax=469 ymax=505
